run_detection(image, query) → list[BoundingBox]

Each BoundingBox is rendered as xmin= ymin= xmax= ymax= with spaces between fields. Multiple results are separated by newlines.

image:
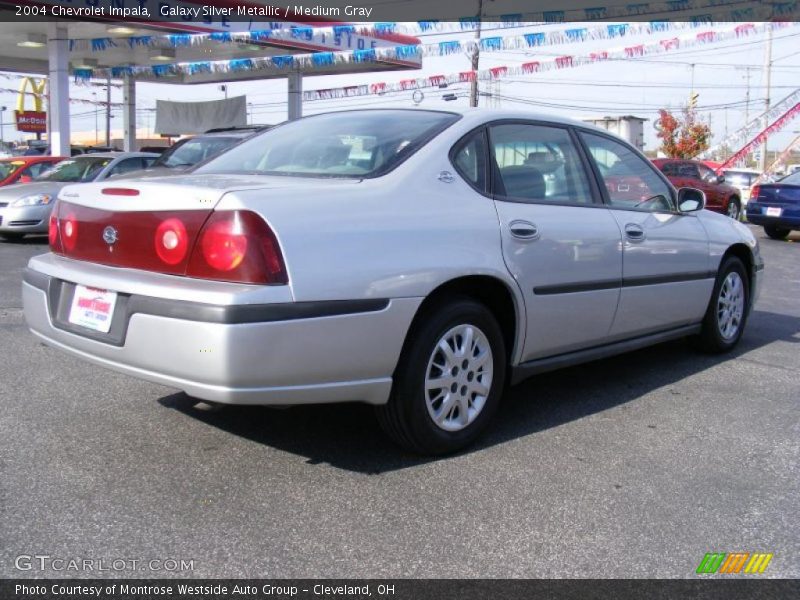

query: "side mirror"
xmin=716 ymin=174 xmax=725 ymax=184
xmin=678 ymin=187 xmax=706 ymax=212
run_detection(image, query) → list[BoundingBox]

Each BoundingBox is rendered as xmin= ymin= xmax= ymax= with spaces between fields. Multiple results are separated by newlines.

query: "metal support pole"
xmin=122 ymin=75 xmax=136 ymax=152
xmin=47 ymin=23 xmax=70 ymax=157
xmin=287 ymin=72 xmax=302 ymax=121
xmin=469 ymin=0 xmax=483 ymax=108
xmin=759 ymin=25 xmax=773 ymax=172
xmin=105 ymin=75 xmax=112 ymax=147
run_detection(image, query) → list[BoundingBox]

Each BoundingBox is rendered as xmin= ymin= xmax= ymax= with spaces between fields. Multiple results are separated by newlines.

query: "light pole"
xmin=0 ymin=106 xmax=6 ymax=144
xmin=92 ymin=92 xmax=98 ymax=144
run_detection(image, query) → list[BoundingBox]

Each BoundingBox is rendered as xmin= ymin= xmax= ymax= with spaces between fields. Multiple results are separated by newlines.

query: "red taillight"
xmin=200 ymin=218 xmax=248 ymax=271
xmin=61 ymin=212 xmax=78 ymax=251
xmin=187 ymin=211 xmax=288 ymax=284
xmin=750 ymin=185 xmax=760 ymax=201
xmin=48 ymin=212 xmax=59 ymax=249
xmin=102 ymin=188 xmax=140 ymax=196
xmin=154 ymin=217 xmax=189 ymax=265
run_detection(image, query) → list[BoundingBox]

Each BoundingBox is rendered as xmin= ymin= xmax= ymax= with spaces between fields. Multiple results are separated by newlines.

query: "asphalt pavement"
xmin=0 ymin=229 xmax=798 ymax=579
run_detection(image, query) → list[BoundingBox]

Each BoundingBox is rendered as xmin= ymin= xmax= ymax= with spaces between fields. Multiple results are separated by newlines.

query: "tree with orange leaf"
xmin=656 ymin=108 xmax=711 ymax=159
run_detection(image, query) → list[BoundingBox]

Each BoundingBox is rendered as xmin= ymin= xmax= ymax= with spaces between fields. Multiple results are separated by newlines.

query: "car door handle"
xmin=624 ymin=223 xmax=646 ymax=242
xmin=509 ymin=220 xmax=540 ymax=240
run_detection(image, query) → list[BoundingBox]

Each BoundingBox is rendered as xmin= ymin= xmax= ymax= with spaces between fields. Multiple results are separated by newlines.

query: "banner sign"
xmin=15 ymin=110 xmax=47 ymax=133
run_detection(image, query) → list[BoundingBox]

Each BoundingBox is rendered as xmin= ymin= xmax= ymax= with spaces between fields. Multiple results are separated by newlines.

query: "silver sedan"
xmin=0 ymin=152 xmax=157 ymax=241
xmin=22 ymin=109 xmax=762 ymax=454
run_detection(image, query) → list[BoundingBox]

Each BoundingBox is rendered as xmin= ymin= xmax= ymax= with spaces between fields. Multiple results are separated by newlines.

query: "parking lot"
xmin=0 ymin=227 xmax=797 ymax=579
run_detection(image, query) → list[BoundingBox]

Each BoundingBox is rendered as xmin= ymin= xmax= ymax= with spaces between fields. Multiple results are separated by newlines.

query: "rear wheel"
xmin=376 ymin=297 xmax=506 ymax=455
xmin=695 ymin=256 xmax=749 ymax=353
xmin=726 ymin=198 xmax=741 ymax=220
xmin=764 ymin=225 xmax=790 ymax=240
xmin=0 ymin=233 xmax=24 ymax=242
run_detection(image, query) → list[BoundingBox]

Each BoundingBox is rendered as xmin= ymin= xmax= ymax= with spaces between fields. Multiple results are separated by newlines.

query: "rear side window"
xmin=451 ymin=130 xmax=488 ymax=193
xmin=488 ymin=124 xmax=592 ymax=204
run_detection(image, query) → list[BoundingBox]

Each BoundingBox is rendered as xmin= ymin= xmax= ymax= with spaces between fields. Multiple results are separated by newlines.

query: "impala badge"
xmin=102 ymin=226 xmax=118 ymax=245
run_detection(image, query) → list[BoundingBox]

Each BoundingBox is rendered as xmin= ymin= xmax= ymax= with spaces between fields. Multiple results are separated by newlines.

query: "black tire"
xmin=726 ymin=197 xmax=741 ymax=221
xmin=764 ymin=225 xmax=790 ymax=240
xmin=694 ymin=256 xmax=749 ymax=354
xmin=0 ymin=233 xmax=25 ymax=242
xmin=376 ymin=296 xmax=507 ymax=455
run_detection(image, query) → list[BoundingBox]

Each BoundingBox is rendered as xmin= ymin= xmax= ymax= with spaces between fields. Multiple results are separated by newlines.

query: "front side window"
xmin=697 ymin=163 xmax=719 ymax=183
xmin=581 ymin=132 xmax=673 ymax=212
xmin=195 ymin=110 xmax=460 ymax=178
xmin=489 ymin=124 xmax=592 ymax=204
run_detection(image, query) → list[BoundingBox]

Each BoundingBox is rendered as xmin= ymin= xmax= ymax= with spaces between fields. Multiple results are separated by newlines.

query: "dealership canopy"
xmin=0 ymin=0 xmax=422 ymax=154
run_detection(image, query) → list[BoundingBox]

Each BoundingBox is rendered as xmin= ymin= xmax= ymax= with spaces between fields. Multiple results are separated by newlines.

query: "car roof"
xmin=69 ymin=152 xmax=159 ymax=159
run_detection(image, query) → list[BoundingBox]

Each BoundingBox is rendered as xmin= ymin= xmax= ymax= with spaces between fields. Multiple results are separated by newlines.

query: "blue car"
xmin=746 ymin=170 xmax=800 ymax=239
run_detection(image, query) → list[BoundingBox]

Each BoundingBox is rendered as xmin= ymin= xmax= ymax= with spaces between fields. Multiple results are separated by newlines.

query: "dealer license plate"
xmin=765 ymin=206 xmax=783 ymax=217
xmin=68 ymin=285 xmax=118 ymax=333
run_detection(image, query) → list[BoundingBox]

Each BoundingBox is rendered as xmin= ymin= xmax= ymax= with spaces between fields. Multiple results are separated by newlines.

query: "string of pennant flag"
xmin=71 ymin=21 xmax=782 ymax=83
xmin=302 ymin=22 xmax=785 ymax=101
xmin=65 ymin=0 xmax=795 ymax=55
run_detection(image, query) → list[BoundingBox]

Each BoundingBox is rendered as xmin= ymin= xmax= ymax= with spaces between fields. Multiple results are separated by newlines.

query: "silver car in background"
xmin=23 ymin=109 xmax=762 ymax=454
xmin=0 ymin=152 xmax=157 ymax=241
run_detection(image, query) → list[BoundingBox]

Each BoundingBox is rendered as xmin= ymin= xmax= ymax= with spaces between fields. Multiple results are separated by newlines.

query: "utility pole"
xmin=105 ymin=76 xmax=111 ymax=147
xmin=469 ymin=0 xmax=483 ymax=108
xmin=759 ymin=25 xmax=773 ymax=171
xmin=92 ymin=92 xmax=98 ymax=144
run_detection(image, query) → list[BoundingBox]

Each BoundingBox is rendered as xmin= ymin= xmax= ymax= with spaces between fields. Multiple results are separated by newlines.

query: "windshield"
xmin=0 ymin=161 xmax=23 ymax=179
xmin=37 ymin=157 xmax=111 ymax=182
xmin=154 ymin=136 xmax=239 ymax=168
xmin=194 ymin=110 xmax=460 ymax=178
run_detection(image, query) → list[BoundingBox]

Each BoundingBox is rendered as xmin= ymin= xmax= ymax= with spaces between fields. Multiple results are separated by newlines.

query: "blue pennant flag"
xmin=417 ymin=20 xmax=438 ymax=31
xmin=543 ymin=11 xmax=565 ymax=23
xmin=168 ymin=34 xmax=191 ymax=47
xmin=271 ymin=55 xmax=294 ymax=69
xmin=312 ymin=52 xmax=335 ymax=66
xmin=584 ymin=7 xmax=608 ymax=19
xmin=209 ymin=32 xmax=232 ymax=43
xmin=73 ymin=68 xmax=93 ymax=82
xmin=480 ymin=37 xmax=502 ymax=51
xmin=607 ymin=24 xmax=629 ymax=37
xmin=128 ymin=36 xmax=152 ymax=48
xmin=565 ymin=28 xmax=587 ymax=41
xmin=188 ymin=62 xmax=211 ymax=75
xmin=352 ymin=48 xmax=376 ymax=63
xmin=333 ymin=25 xmax=355 ymax=35
xmin=151 ymin=64 xmax=172 ymax=78
xmin=229 ymin=59 xmax=253 ymax=72
xmin=291 ymin=26 xmax=313 ymax=39
xmin=459 ymin=17 xmax=479 ymax=29
xmin=395 ymin=45 xmax=419 ymax=59
xmin=374 ymin=23 xmax=396 ymax=34
xmin=667 ymin=0 xmax=690 ymax=11
xmin=111 ymin=66 xmax=134 ymax=78
xmin=250 ymin=30 xmax=271 ymax=42
xmin=91 ymin=38 xmax=116 ymax=52
xmin=524 ymin=32 xmax=546 ymax=46
xmin=439 ymin=40 xmax=460 ymax=55
xmin=649 ymin=21 xmax=669 ymax=31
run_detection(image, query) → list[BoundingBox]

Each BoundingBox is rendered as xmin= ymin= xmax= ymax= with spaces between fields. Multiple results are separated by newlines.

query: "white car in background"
xmin=722 ymin=168 xmax=762 ymax=206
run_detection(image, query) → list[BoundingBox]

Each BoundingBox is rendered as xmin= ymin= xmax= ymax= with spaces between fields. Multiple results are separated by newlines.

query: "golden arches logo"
xmin=17 ymin=77 xmax=46 ymax=113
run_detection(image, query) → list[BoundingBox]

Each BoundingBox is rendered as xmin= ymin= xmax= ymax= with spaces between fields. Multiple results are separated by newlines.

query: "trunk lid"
xmin=751 ymin=183 xmax=800 ymax=206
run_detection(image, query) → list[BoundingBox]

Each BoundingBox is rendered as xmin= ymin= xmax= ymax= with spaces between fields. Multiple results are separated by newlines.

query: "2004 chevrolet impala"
xmin=23 ymin=109 xmax=763 ymax=454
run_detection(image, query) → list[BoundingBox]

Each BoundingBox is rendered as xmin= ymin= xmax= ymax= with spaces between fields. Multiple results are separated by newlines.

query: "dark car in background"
xmin=652 ymin=159 xmax=743 ymax=220
xmin=118 ymin=126 xmax=269 ymax=179
xmin=746 ymin=170 xmax=800 ymax=239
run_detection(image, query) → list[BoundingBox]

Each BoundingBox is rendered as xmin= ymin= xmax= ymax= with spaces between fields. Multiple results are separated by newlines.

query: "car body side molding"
xmin=533 ymin=271 xmax=715 ymax=295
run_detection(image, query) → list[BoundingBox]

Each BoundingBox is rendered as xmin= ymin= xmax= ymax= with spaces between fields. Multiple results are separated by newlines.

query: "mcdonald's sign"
xmin=696 ymin=552 xmax=773 ymax=575
xmin=16 ymin=77 xmax=46 ymax=133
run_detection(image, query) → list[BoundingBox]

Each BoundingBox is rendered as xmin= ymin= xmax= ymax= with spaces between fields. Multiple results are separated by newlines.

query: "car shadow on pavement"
xmin=158 ymin=309 xmax=799 ymax=474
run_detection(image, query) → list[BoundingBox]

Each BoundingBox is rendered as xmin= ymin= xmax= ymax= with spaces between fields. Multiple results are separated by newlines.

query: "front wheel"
xmin=726 ymin=198 xmax=741 ymax=220
xmin=764 ymin=225 xmax=790 ymax=240
xmin=695 ymin=256 xmax=749 ymax=353
xmin=376 ymin=297 xmax=506 ymax=455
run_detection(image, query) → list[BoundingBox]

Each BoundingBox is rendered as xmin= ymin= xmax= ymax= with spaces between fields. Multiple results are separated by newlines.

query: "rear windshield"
xmin=37 ymin=157 xmax=111 ymax=182
xmin=780 ymin=171 xmax=800 ymax=185
xmin=194 ymin=110 xmax=460 ymax=178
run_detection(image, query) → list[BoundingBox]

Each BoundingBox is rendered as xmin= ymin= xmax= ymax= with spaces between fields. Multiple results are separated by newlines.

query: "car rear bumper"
xmin=23 ymin=259 xmax=422 ymax=406
xmin=746 ymin=214 xmax=800 ymax=229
